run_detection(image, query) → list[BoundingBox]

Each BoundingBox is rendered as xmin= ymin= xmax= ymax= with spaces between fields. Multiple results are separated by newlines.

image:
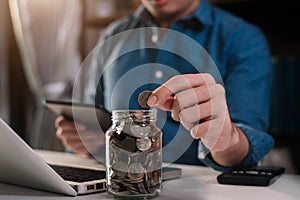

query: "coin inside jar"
xmin=111 ymin=132 xmax=137 ymax=152
xmin=136 ymin=137 xmax=152 ymax=151
xmin=128 ymin=162 xmax=145 ymax=181
xmin=138 ymin=90 xmax=153 ymax=109
xmin=130 ymin=124 xmax=151 ymax=138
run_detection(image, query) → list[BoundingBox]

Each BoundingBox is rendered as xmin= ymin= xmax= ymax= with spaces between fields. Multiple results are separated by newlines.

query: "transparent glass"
xmin=106 ymin=110 xmax=162 ymax=199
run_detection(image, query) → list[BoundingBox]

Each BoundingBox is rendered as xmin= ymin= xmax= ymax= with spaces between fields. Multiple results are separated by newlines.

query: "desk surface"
xmin=0 ymin=150 xmax=299 ymax=200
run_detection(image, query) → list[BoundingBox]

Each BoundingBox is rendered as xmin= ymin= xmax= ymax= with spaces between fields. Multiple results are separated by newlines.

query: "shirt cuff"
xmin=198 ymin=123 xmax=274 ymax=172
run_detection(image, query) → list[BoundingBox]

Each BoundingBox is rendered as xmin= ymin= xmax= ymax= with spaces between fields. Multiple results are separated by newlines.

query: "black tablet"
xmin=43 ymin=100 xmax=112 ymax=131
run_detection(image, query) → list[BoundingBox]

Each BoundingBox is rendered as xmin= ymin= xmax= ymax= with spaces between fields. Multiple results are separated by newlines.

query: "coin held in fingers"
xmin=138 ymin=90 xmax=153 ymax=109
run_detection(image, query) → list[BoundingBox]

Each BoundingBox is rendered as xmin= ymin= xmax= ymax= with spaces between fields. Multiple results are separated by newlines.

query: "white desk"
xmin=0 ymin=150 xmax=299 ymax=200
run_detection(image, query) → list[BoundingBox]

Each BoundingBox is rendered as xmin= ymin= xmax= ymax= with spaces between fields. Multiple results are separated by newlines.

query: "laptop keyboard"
xmin=49 ymin=165 xmax=106 ymax=182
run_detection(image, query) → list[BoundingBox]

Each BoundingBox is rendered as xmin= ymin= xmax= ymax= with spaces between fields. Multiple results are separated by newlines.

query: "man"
xmin=56 ymin=0 xmax=274 ymax=172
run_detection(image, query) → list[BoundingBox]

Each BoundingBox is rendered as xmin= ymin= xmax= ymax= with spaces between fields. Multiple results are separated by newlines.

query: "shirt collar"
xmin=176 ymin=0 xmax=212 ymax=27
xmin=192 ymin=0 xmax=213 ymax=26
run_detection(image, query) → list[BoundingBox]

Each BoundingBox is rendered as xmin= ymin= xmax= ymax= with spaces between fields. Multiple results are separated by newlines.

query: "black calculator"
xmin=217 ymin=166 xmax=285 ymax=186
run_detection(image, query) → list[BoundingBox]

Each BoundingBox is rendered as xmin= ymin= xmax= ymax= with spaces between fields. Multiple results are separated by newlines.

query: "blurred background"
xmin=0 ymin=0 xmax=299 ymax=174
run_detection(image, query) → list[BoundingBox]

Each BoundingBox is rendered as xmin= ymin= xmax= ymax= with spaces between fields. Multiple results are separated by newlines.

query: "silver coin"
xmin=138 ymin=90 xmax=152 ymax=109
xmin=128 ymin=162 xmax=145 ymax=181
xmin=136 ymin=137 xmax=152 ymax=151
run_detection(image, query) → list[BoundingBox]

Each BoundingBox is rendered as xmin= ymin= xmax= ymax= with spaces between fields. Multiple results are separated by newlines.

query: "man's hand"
xmin=147 ymin=74 xmax=249 ymax=166
xmin=55 ymin=116 xmax=105 ymax=156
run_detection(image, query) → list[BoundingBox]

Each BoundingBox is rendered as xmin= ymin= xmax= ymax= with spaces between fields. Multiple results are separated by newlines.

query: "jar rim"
xmin=112 ymin=109 xmax=156 ymax=113
xmin=112 ymin=109 xmax=157 ymax=121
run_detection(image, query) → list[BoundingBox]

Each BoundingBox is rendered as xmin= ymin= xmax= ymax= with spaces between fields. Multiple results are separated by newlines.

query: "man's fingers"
xmin=156 ymin=96 xmax=175 ymax=111
xmin=72 ymin=147 xmax=89 ymax=155
xmin=62 ymin=139 xmax=89 ymax=155
xmin=147 ymin=74 xmax=216 ymax=107
xmin=190 ymin=120 xmax=210 ymax=139
xmin=179 ymin=101 xmax=213 ymax=124
xmin=55 ymin=115 xmax=66 ymax=128
xmin=55 ymin=115 xmax=86 ymax=131
xmin=175 ymin=84 xmax=216 ymax=109
xmin=190 ymin=118 xmax=228 ymax=151
xmin=56 ymin=129 xmax=80 ymax=139
xmin=170 ymin=83 xmax=224 ymax=122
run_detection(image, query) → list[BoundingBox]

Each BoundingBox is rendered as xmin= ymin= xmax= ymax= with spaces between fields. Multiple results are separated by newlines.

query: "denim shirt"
xmin=85 ymin=0 xmax=274 ymax=172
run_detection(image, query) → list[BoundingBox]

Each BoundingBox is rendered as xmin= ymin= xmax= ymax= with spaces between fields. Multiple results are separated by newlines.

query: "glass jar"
xmin=105 ymin=110 xmax=162 ymax=199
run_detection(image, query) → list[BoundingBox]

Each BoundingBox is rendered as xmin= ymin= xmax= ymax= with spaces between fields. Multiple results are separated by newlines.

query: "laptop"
xmin=0 ymin=117 xmax=106 ymax=196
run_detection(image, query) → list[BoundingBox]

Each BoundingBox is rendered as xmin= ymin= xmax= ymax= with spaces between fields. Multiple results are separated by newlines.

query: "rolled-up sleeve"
xmin=198 ymin=124 xmax=274 ymax=172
